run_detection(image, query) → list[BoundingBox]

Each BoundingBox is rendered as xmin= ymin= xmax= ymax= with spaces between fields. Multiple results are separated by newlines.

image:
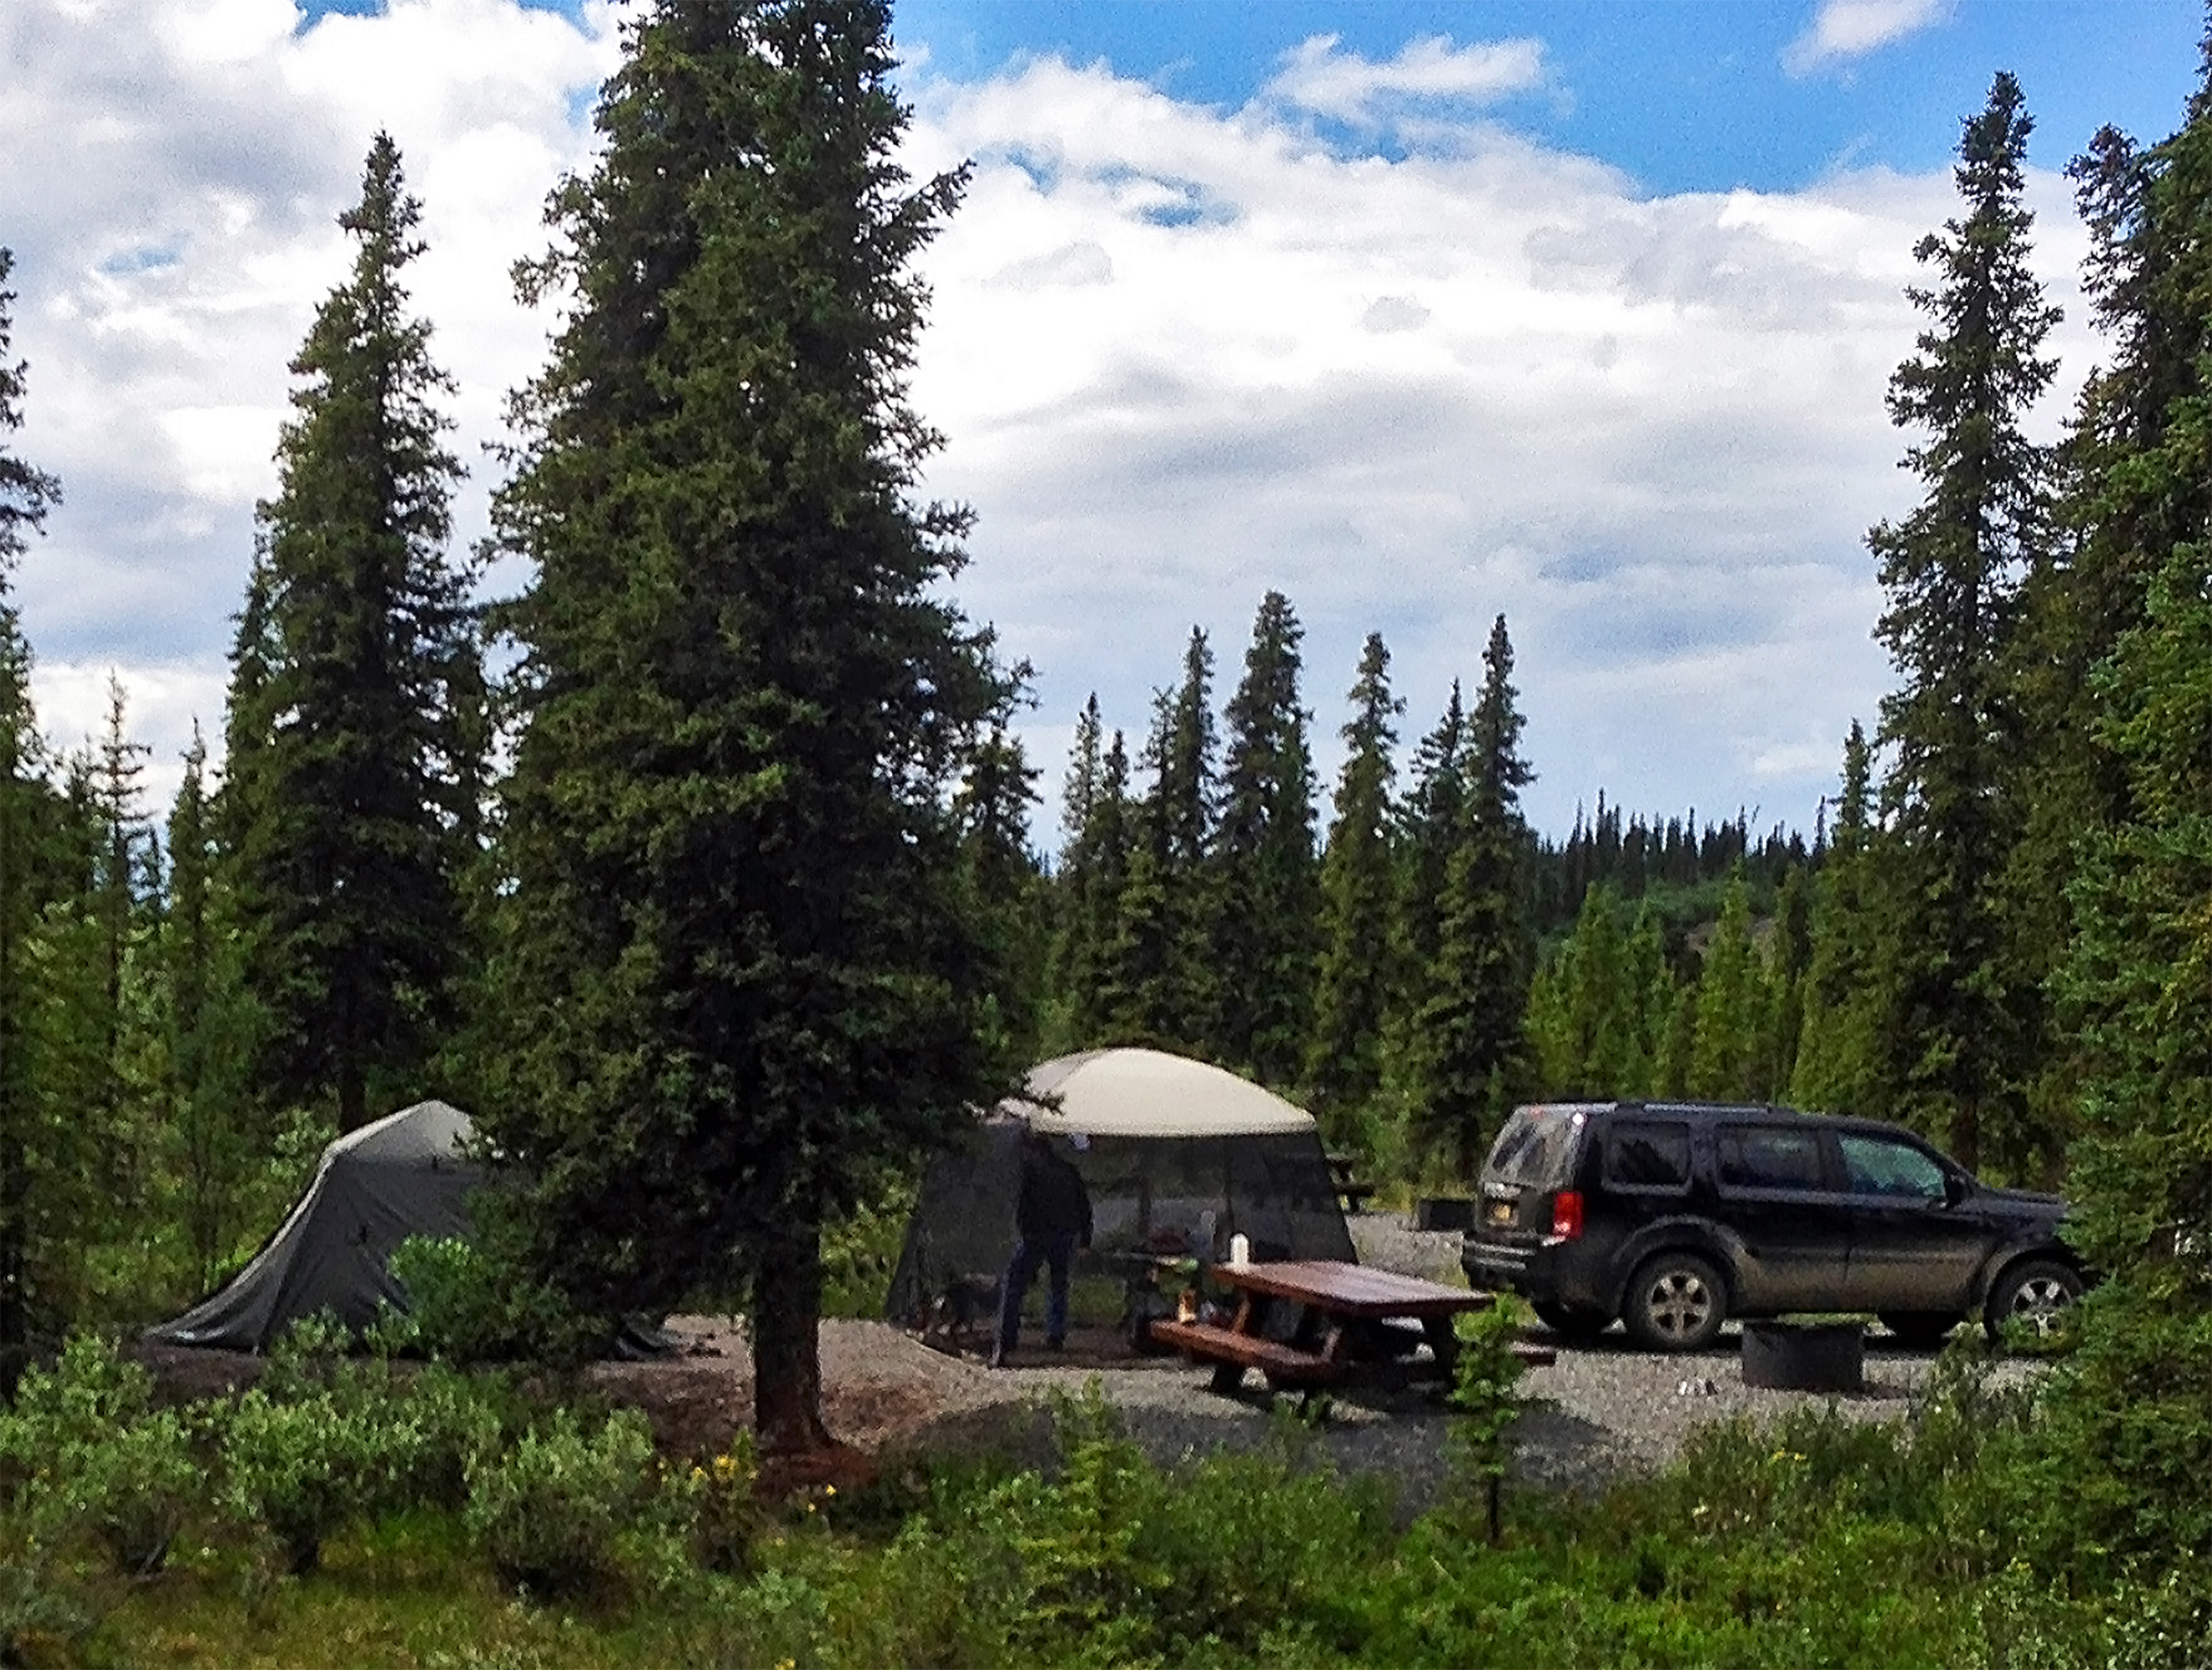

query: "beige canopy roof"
xmin=1002 ymin=1047 xmax=1317 ymax=1138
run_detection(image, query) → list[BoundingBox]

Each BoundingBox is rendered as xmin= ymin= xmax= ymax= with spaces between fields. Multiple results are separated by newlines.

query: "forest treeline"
xmin=0 ymin=1 xmax=2209 ymax=1553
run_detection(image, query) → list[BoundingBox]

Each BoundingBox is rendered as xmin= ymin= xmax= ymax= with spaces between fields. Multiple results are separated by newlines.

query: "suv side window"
xmin=1603 ymin=1121 xmax=1691 ymax=1191
xmin=1716 ymin=1125 xmax=1826 ymax=1191
xmin=1837 ymin=1133 xmax=1948 ymax=1201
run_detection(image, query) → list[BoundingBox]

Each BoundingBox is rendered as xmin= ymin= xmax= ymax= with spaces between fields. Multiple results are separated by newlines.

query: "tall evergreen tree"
xmin=1402 ymin=617 xmax=1536 ymax=1175
xmin=1213 ymin=591 xmax=1318 ymax=1085
xmin=1384 ymin=678 xmax=1467 ymax=1096
xmin=482 ymin=0 xmax=1010 ymax=1455
xmin=221 ymin=136 xmax=480 ymax=1134
xmin=2018 ymin=36 xmax=2212 ymax=1571
xmin=1526 ymin=883 xmax=1638 ymax=1099
xmin=2009 ymin=54 xmax=2212 ymax=1167
xmin=1687 ymin=871 xmax=1766 ymax=1101
xmin=954 ymin=719 xmax=1045 ymax=1069
xmin=1306 ymin=631 xmax=1401 ymax=1124
xmin=1111 ymin=634 xmax=1219 ymax=1056
xmin=162 ymin=725 xmax=257 ymax=1290
xmin=1063 ymin=727 xmax=1132 ymax=1047
xmin=1791 ymin=723 xmax=1891 ymax=1114
xmin=1869 ymin=72 xmax=2059 ymax=1173
xmin=0 ymin=245 xmax=63 ymax=1361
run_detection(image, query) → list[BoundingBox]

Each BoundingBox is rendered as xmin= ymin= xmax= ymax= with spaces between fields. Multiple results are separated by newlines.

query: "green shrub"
xmin=0 ymin=1334 xmax=201 ymax=1577
xmin=219 ymin=1386 xmax=383 ymax=1575
xmin=1445 ymin=1300 xmax=1531 ymax=1543
xmin=388 ymin=1234 xmax=604 ymax=1368
xmin=463 ymin=1406 xmax=684 ymax=1602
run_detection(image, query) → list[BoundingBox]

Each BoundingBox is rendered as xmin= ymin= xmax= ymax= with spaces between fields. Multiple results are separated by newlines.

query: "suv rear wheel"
xmin=1984 ymin=1259 xmax=2083 ymax=1341
xmin=1622 ymin=1252 xmax=1726 ymax=1351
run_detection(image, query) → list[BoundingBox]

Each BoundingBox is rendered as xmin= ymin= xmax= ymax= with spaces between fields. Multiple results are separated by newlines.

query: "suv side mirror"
xmin=1942 ymin=1172 xmax=1969 ymax=1208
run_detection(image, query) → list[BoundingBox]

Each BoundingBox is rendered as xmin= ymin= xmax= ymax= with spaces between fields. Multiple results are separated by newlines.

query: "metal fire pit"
xmin=1740 ymin=1320 xmax=1865 ymax=1393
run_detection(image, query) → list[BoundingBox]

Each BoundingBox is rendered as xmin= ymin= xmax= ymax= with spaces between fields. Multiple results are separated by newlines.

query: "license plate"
xmin=1487 ymin=1199 xmax=1513 ymax=1226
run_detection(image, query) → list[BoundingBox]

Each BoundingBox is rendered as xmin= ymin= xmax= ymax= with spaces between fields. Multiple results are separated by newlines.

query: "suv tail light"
xmin=1550 ymin=1190 xmax=1585 ymax=1240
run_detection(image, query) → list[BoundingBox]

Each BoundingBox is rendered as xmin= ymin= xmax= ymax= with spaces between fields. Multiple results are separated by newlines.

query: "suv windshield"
xmin=1485 ymin=1106 xmax=1585 ymax=1188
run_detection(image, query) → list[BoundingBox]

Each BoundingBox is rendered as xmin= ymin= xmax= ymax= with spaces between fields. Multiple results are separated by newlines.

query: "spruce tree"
xmin=221 ymin=135 xmax=479 ymax=1134
xmin=1213 ymin=591 xmax=1319 ymax=1085
xmin=1108 ymin=635 xmax=1219 ymax=1056
xmin=2018 ymin=36 xmax=2212 ymax=1571
xmin=1402 ymin=617 xmax=1535 ymax=1176
xmin=1064 ymin=728 xmax=1133 ymax=1046
xmin=482 ymin=0 xmax=1010 ymax=1454
xmin=1529 ymin=883 xmax=1637 ymax=1098
xmin=1687 ymin=871 xmax=1766 ymax=1101
xmin=1306 ymin=631 xmax=1401 ymax=1124
xmin=1869 ymin=72 xmax=2059 ymax=1173
xmin=1392 ymin=681 xmax=1467 ymax=992
xmin=162 ymin=726 xmax=258 ymax=1290
xmin=1790 ymin=723 xmax=1891 ymax=1114
xmin=1044 ymin=692 xmax=1104 ymax=1033
xmin=954 ymin=720 xmax=1044 ymax=1070
xmin=0 ymin=245 xmax=62 ymax=1359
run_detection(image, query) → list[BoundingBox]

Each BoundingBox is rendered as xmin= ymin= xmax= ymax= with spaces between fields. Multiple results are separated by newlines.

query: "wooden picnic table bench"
xmin=1143 ymin=1259 xmax=1555 ymax=1395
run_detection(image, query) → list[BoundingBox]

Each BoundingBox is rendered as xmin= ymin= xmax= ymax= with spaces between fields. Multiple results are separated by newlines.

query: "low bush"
xmin=0 ymin=1333 xmax=201 ymax=1577
xmin=220 ymin=1384 xmax=384 ymax=1576
xmin=387 ymin=1234 xmax=605 ymax=1368
xmin=463 ymin=1405 xmax=684 ymax=1603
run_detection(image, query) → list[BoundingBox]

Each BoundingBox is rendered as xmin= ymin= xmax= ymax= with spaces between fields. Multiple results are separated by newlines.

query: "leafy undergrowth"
xmin=6 ymin=1339 xmax=2209 ymax=1668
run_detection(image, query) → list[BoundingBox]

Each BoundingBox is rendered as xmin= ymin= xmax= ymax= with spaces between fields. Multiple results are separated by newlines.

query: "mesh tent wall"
xmin=146 ymin=1100 xmax=479 ymax=1352
xmin=885 ymin=1049 xmax=1355 ymax=1329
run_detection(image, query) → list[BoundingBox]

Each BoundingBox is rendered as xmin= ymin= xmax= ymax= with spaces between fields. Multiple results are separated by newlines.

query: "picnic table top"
xmin=1208 ymin=1258 xmax=1494 ymax=1319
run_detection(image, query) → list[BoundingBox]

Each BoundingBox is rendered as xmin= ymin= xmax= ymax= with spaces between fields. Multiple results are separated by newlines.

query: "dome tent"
xmin=885 ymin=1048 xmax=1355 ymax=1333
xmin=147 ymin=1100 xmax=479 ymax=1353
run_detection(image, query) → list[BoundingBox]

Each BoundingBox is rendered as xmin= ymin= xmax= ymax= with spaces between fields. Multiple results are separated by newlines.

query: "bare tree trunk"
xmin=751 ymin=1216 xmax=833 ymax=1456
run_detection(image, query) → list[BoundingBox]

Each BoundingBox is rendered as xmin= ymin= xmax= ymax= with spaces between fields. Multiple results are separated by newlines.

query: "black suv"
xmin=1461 ymin=1100 xmax=2083 ymax=1350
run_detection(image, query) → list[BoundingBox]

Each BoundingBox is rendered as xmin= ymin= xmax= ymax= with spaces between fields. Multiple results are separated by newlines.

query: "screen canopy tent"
xmin=147 ymin=1099 xmax=479 ymax=1353
xmin=885 ymin=1048 xmax=1356 ymax=1333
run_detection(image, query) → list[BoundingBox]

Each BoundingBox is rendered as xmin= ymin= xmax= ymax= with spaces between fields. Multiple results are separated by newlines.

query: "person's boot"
xmin=987 ymin=1339 xmax=1010 ymax=1368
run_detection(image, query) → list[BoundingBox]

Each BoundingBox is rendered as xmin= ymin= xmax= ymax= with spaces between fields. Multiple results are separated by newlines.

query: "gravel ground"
xmin=636 ymin=1216 xmax=2034 ymax=1517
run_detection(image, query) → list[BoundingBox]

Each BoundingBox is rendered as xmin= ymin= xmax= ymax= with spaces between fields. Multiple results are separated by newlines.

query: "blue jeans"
xmin=997 ymin=1229 xmax=1080 ymax=1352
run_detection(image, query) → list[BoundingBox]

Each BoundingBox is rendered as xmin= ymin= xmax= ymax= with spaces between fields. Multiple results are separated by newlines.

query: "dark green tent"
xmin=147 ymin=1100 xmax=477 ymax=1352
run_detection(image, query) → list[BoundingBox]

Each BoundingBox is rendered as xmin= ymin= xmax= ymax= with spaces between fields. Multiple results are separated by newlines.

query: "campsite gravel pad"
xmin=616 ymin=1220 xmax=2037 ymax=1517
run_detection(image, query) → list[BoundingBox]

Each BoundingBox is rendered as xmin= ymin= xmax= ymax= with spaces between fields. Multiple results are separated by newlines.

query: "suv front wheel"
xmin=1623 ymin=1252 xmax=1727 ymax=1351
xmin=1984 ymin=1259 xmax=2083 ymax=1341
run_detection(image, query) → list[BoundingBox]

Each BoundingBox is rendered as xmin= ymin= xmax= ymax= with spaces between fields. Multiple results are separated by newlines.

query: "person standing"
xmin=992 ymin=1127 xmax=1093 ymax=1366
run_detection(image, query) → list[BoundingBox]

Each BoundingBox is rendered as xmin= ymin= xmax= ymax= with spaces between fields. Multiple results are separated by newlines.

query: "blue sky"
xmin=891 ymin=3 xmax=2199 ymax=193
xmin=3 ymin=0 xmax=2203 ymax=841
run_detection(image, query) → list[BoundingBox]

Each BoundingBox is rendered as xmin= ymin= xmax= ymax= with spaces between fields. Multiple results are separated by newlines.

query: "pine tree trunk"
xmin=751 ymin=1217 xmax=832 ymax=1457
xmin=338 ymin=1058 xmax=366 ymax=1134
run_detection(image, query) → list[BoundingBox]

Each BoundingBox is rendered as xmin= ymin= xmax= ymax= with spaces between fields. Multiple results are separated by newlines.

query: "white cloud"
xmin=1262 ymin=34 xmax=1545 ymax=126
xmin=0 ymin=0 xmax=619 ymax=810
xmin=1785 ymin=0 xmax=1951 ymax=75
xmin=902 ymin=54 xmax=2096 ymax=835
xmin=0 ymin=15 xmax=2101 ymax=842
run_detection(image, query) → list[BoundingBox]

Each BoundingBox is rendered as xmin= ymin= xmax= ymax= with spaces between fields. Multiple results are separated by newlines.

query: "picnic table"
xmin=1146 ymin=1258 xmax=1555 ymax=1395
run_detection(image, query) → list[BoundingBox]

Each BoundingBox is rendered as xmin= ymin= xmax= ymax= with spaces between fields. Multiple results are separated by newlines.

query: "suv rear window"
xmin=1716 ymin=1125 xmax=1826 ymax=1191
xmin=1484 ymin=1106 xmax=1585 ymax=1188
xmin=1603 ymin=1121 xmax=1691 ymax=1189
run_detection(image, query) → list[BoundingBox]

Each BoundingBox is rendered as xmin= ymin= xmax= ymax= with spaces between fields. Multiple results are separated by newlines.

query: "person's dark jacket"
xmin=1016 ymin=1142 xmax=1093 ymax=1245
